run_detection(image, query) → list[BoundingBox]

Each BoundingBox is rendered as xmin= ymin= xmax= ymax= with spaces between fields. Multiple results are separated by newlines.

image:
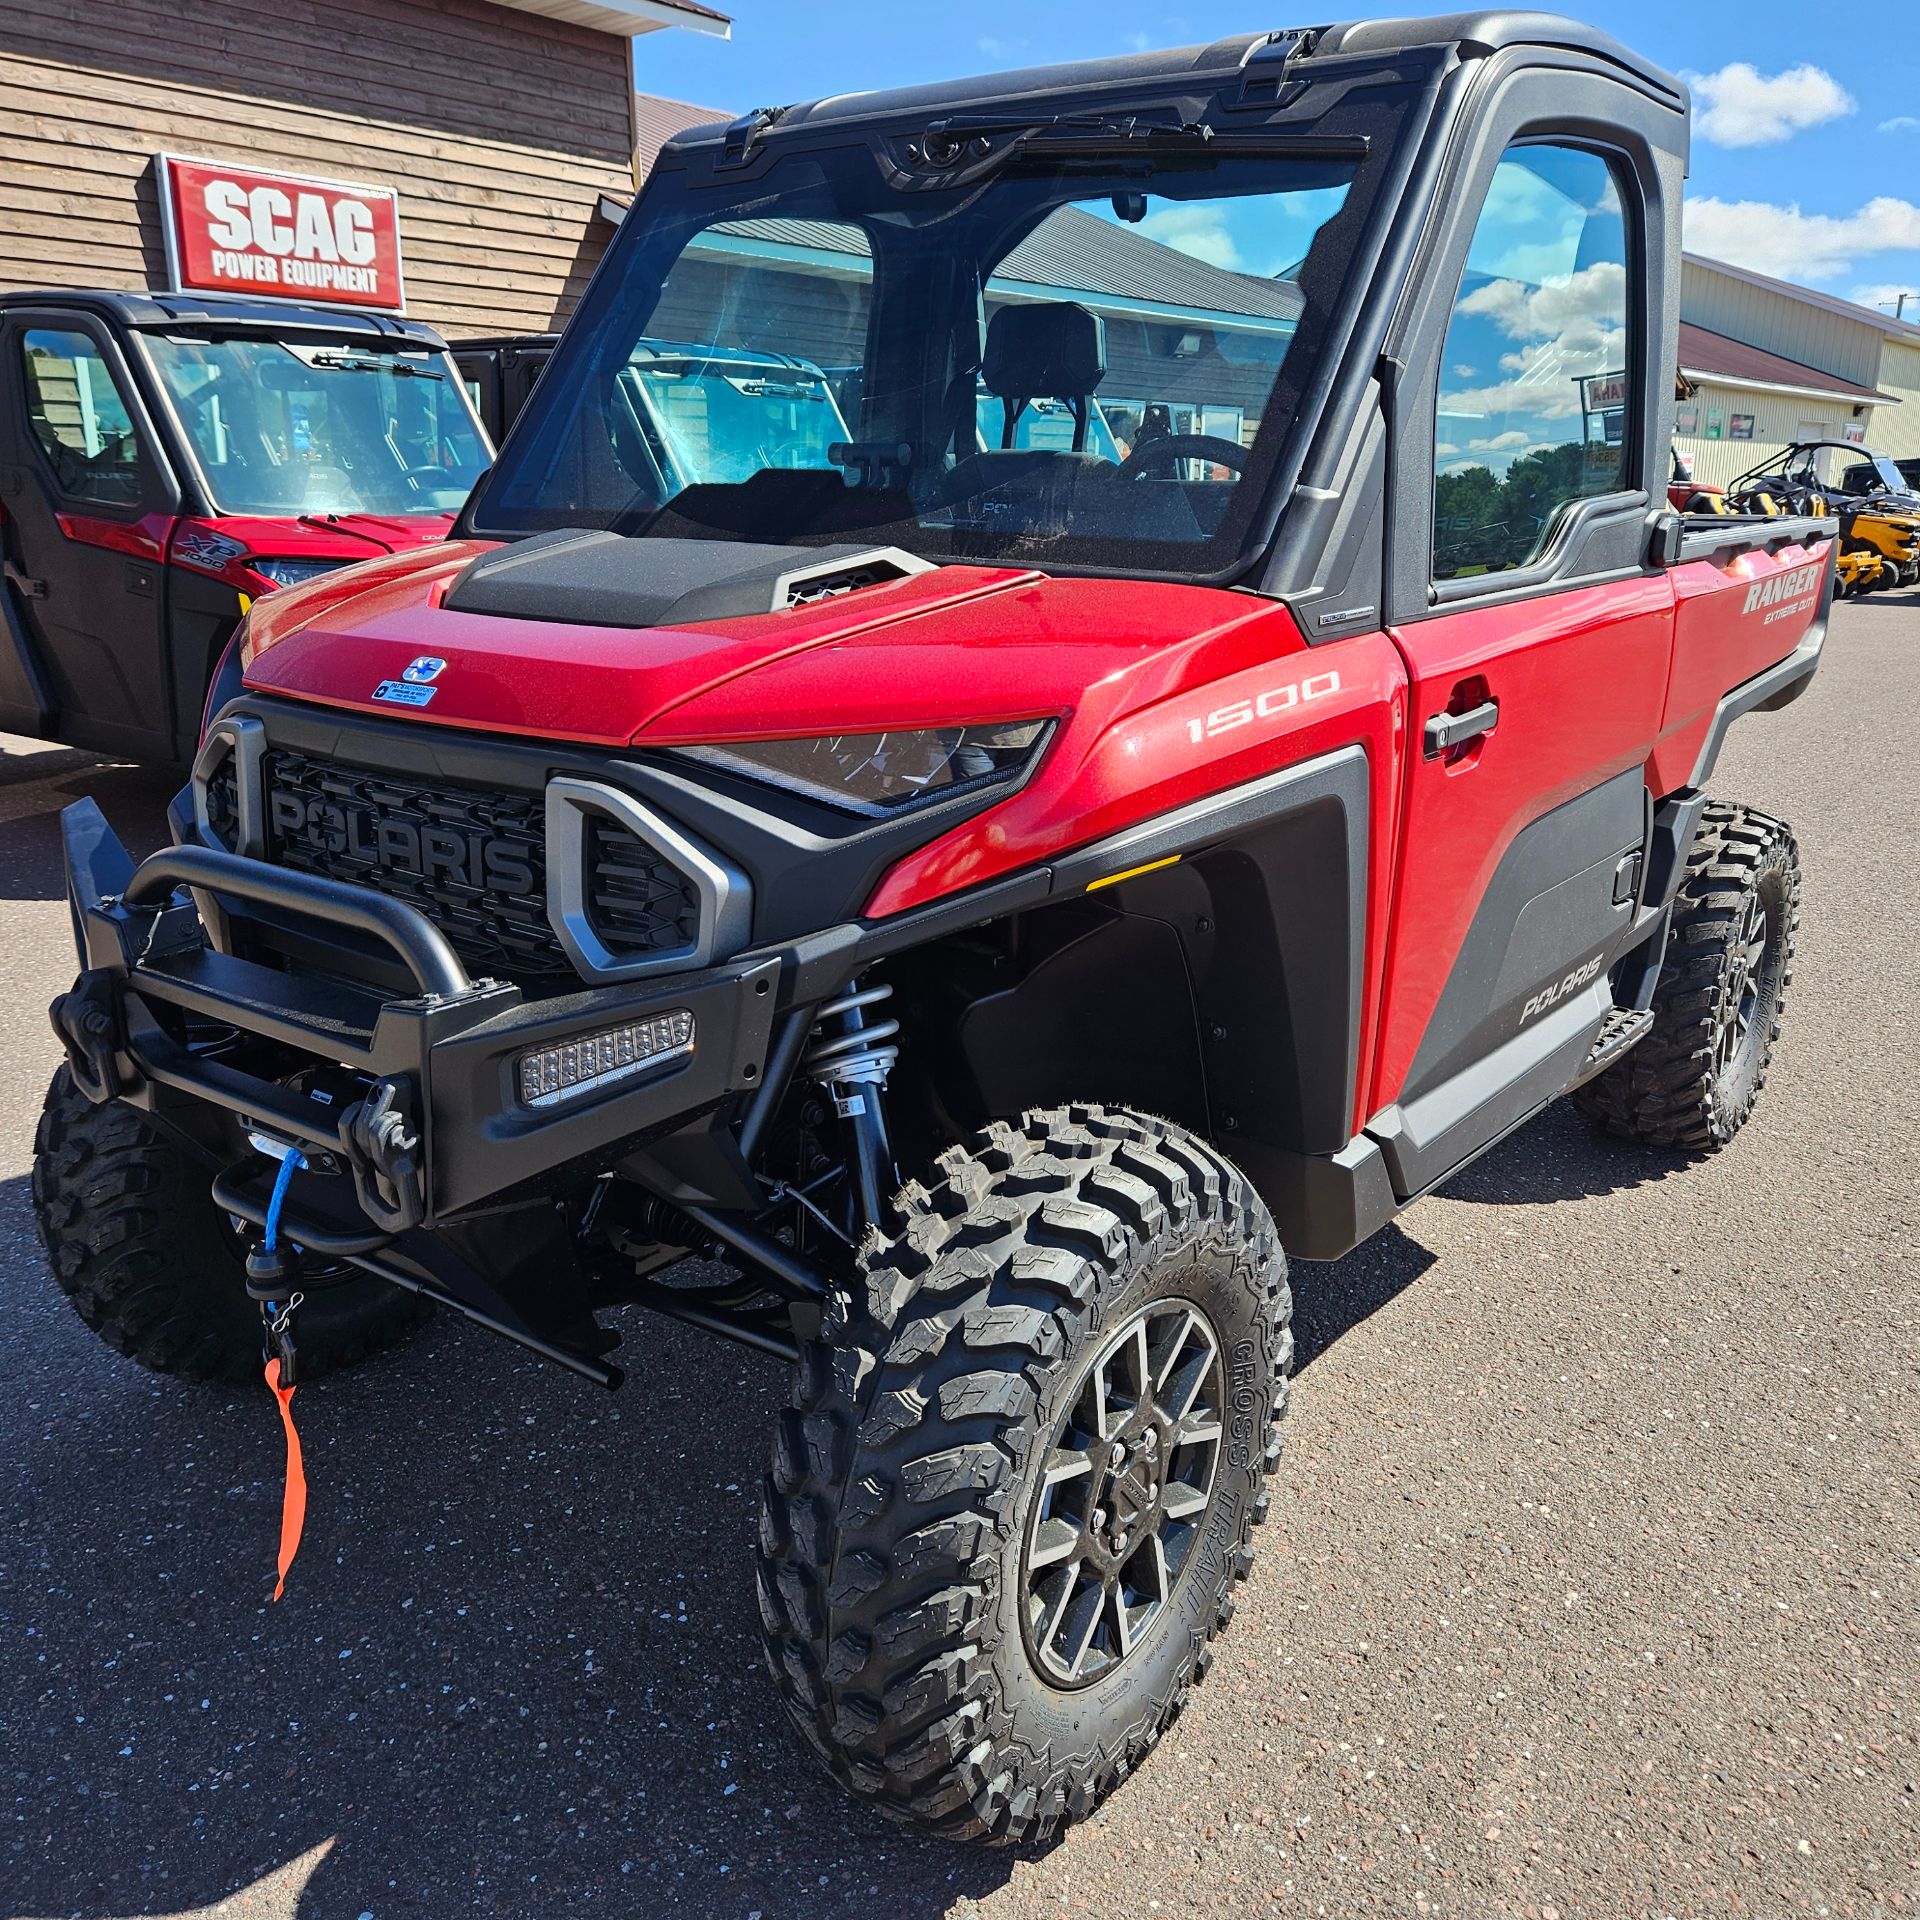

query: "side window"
xmin=19 ymin=329 xmax=145 ymax=506
xmin=1433 ymin=146 xmax=1633 ymax=583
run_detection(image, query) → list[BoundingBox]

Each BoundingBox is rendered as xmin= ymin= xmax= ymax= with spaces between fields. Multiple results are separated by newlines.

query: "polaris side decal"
xmin=1185 ymin=670 xmax=1342 ymax=746
xmin=1741 ymin=560 xmax=1825 ymax=627
xmin=1520 ymin=952 xmax=1606 ymax=1024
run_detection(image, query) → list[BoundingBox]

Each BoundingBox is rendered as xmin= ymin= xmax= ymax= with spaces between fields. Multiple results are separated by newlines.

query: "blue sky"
xmin=637 ymin=2 xmax=1920 ymax=320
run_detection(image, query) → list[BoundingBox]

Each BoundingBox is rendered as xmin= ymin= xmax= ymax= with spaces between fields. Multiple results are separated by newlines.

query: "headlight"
xmin=251 ymin=556 xmax=353 ymax=590
xmin=518 ymin=1010 xmax=695 ymax=1108
xmin=676 ymin=722 xmax=1049 ymax=816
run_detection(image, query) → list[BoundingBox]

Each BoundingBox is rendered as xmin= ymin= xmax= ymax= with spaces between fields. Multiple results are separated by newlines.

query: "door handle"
xmin=1423 ymin=698 xmax=1498 ymax=758
xmin=3 ymin=559 xmax=48 ymax=600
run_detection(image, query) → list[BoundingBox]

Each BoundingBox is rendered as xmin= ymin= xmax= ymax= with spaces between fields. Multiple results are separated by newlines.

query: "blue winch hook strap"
xmin=264 ymin=1148 xmax=306 ymax=1253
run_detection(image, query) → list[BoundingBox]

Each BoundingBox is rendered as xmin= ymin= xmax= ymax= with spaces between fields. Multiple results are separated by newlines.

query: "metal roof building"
xmin=1677 ymin=252 xmax=1920 ymax=483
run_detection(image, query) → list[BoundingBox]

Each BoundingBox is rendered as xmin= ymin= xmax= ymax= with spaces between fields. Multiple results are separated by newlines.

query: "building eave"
xmin=488 ymin=0 xmax=730 ymax=40
xmin=1680 ymin=367 xmax=1897 ymax=407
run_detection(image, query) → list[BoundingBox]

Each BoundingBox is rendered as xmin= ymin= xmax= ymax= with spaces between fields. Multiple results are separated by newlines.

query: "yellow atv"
xmin=1838 ymin=504 xmax=1920 ymax=590
xmin=1729 ymin=440 xmax=1920 ymax=592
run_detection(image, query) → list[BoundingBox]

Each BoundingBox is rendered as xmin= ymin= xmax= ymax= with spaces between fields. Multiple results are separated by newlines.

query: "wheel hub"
xmin=1020 ymin=1301 xmax=1225 ymax=1688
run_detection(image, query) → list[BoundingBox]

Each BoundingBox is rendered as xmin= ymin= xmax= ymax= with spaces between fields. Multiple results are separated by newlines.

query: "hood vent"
xmin=774 ymin=547 xmax=934 ymax=608
xmin=443 ymin=530 xmax=935 ymax=629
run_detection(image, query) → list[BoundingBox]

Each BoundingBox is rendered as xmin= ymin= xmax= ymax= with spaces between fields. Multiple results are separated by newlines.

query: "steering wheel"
xmin=1117 ymin=433 xmax=1248 ymax=479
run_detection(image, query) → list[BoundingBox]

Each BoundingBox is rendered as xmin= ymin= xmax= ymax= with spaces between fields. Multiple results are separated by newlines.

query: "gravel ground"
xmin=2 ymin=597 xmax=1916 ymax=1920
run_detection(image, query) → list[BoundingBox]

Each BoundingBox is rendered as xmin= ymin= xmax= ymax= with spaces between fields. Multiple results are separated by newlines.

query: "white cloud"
xmin=1879 ymin=116 xmax=1920 ymax=134
xmin=1685 ymin=63 xmax=1855 ymax=147
xmin=1125 ymin=31 xmax=1152 ymax=52
xmin=1435 ymin=441 xmax=1459 ymax=457
xmin=977 ymin=36 xmax=1027 ymax=59
xmin=1137 ymin=204 xmax=1241 ymax=270
xmin=1458 ymin=261 xmax=1626 ymax=348
xmin=1685 ymin=194 xmax=1920 ymax=279
xmin=1441 ymin=262 xmax=1629 ymax=433
xmin=1849 ymin=282 xmax=1920 ymax=314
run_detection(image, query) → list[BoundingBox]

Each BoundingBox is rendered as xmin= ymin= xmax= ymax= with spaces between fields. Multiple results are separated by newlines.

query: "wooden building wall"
xmin=0 ymin=0 xmax=639 ymax=337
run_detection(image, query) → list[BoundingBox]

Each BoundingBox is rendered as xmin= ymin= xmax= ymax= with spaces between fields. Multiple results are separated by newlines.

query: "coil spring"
xmin=803 ymin=981 xmax=900 ymax=1087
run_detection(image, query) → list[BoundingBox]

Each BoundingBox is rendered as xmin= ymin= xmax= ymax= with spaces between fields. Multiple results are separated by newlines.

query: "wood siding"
xmin=0 ymin=0 xmax=640 ymax=336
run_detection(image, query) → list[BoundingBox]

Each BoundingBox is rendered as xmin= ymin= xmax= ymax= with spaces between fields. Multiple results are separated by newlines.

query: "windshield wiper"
xmin=309 ymin=352 xmax=444 ymax=381
xmin=902 ymin=111 xmax=1365 ymax=181
xmin=914 ymin=109 xmax=1212 ymax=168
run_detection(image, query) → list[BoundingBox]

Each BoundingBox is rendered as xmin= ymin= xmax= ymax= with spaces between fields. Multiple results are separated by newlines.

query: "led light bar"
xmin=517 ymin=1009 xmax=695 ymax=1108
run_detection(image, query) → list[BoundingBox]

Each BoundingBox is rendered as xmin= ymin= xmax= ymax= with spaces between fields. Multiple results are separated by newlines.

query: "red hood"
xmin=245 ymin=543 xmax=1045 ymax=745
xmin=292 ymin=510 xmax=459 ymax=554
xmin=241 ymin=539 xmax=1305 ymax=753
xmin=216 ymin=511 xmax=457 ymax=562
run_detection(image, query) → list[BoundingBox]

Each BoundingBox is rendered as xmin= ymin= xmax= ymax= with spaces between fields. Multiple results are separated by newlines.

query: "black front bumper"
xmin=53 ymin=797 xmax=780 ymax=1241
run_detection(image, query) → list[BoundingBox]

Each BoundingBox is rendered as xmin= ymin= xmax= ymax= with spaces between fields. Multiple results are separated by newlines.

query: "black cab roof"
xmin=0 ymin=286 xmax=451 ymax=349
xmin=661 ymin=11 xmax=1685 ymax=159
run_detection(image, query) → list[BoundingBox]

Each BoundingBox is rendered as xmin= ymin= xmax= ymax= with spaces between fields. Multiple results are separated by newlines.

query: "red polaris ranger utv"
xmin=0 ymin=288 xmax=488 ymax=765
xmin=39 ymin=16 xmax=1831 ymax=1842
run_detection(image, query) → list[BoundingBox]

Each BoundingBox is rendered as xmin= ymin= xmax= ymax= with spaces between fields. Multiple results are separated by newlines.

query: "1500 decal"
xmin=1185 ymin=670 xmax=1342 ymax=745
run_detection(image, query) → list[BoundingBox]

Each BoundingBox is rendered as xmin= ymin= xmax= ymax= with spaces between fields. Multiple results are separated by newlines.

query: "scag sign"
xmin=159 ymin=155 xmax=405 ymax=311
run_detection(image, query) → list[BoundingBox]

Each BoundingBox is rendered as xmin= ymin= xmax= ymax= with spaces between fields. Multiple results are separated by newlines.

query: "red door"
xmin=1369 ymin=573 xmax=1675 ymax=1164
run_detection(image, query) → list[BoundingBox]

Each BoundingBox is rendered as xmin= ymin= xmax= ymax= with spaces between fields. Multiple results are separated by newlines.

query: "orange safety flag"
xmin=264 ymin=1357 xmax=308 ymax=1601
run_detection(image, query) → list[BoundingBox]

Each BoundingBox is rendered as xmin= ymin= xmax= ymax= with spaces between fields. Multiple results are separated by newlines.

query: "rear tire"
xmin=33 ymin=1066 xmax=431 ymax=1384
xmin=1574 ymin=801 xmax=1798 ymax=1150
xmin=754 ymin=1104 xmax=1290 ymax=1843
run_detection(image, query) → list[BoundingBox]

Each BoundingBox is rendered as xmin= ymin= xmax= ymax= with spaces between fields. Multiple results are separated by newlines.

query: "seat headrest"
xmin=982 ymin=301 xmax=1106 ymax=399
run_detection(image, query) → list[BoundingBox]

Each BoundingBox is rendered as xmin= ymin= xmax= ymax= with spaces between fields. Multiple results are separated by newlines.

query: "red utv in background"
xmin=1667 ymin=444 xmax=1722 ymax=512
xmin=0 ymin=288 xmax=490 ymax=766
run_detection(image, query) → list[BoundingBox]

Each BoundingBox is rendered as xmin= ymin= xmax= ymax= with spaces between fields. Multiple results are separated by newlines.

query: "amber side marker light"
xmin=1086 ymin=854 xmax=1182 ymax=893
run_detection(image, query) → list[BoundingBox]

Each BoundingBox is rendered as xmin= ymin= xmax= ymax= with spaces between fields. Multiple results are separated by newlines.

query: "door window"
xmin=19 ymin=329 xmax=145 ymax=506
xmin=1432 ymin=146 xmax=1634 ymax=582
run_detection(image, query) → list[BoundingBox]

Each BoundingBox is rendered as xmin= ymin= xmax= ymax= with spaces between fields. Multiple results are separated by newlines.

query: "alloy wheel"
xmin=1713 ymin=888 xmax=1773 ymax=1082
xmin=1021 ymin=1299 xmax=1225 ymax=1687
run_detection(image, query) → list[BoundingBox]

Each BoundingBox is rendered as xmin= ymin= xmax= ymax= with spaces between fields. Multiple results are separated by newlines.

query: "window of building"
xmin=1432 ymin=146 xmax=1634 ymax=582
xmin=20 ymin=329 xmax=144 ymax=505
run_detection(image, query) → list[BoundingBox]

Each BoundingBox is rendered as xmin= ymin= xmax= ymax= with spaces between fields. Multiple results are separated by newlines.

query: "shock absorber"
xmin=803 ymin=981 xmax=900 ymax=1233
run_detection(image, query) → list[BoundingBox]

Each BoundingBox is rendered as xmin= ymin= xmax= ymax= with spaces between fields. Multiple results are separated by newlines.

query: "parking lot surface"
xmin=2 ymin=597 xmax=1916 ymax=1920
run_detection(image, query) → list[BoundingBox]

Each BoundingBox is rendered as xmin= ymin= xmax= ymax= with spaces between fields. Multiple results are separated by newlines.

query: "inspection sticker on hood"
xmin=372 ymin=679 xmax=436 ymax=708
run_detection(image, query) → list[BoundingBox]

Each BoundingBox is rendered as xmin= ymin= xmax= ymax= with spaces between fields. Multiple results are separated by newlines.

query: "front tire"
xmin=33 ymin=1066 xmax=431 ymax=1384
xmin=755 ymin=1105 xmax=1290 ymax=1843
xmin=1574 ymin=801 xmax=1799 ymax=1149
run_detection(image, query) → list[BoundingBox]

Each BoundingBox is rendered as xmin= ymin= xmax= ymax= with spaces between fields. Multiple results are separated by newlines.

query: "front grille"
xmin=261 ymin=750 xmax=570 ymax=981
xmin=585 ymin=815 xmax=701 ymax=957
xmin=243 ymin=749 xmax=720 ymax=986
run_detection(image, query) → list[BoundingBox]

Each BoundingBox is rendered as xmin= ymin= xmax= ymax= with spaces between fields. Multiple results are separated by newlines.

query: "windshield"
xmin=470 ymin=134 xmax=1376 ymax=576
xmin=625 ymin=342 xmax=851 ymax=488
xmin=1839 ymin=453 xmax=1909 ymax=494
xmin=143 ymin=335 xmax=490 ymax=516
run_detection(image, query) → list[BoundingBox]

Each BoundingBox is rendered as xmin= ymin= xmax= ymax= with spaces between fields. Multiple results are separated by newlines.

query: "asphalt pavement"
xmin=2 ymin=597 xmax=1916 ymax=1920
